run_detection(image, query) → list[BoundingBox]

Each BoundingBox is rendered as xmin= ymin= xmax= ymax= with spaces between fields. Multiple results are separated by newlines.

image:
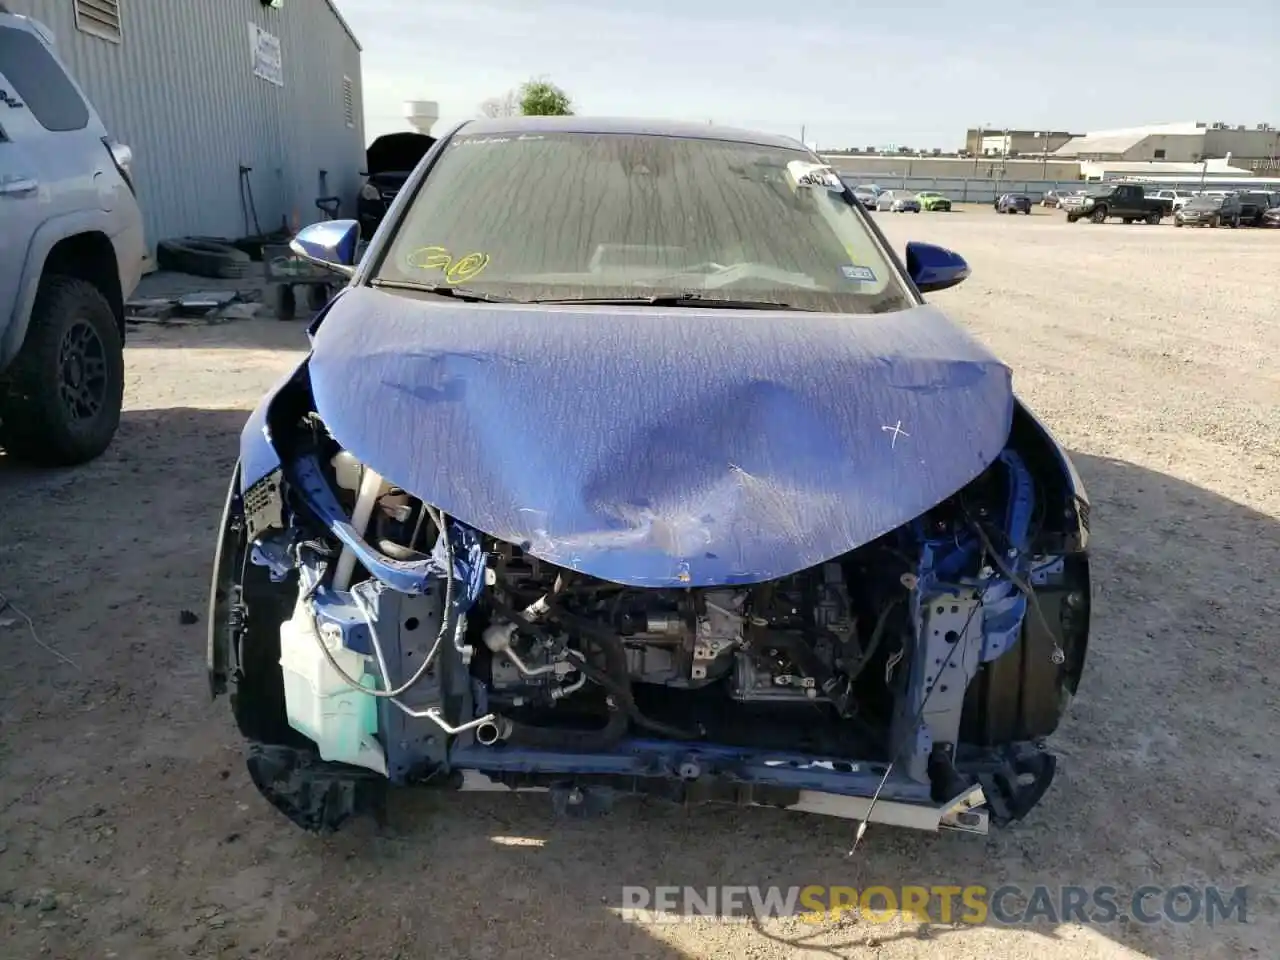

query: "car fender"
xmin=2 ymin=207 xmax=123 ymax=368
xmin=1012 ymin=399 xmax=1090 ymax=550
xmin=239 ymin=363 xmax=309 ymax=491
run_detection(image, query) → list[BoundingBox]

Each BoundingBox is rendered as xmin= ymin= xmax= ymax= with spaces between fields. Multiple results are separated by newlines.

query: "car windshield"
xmin=375 ymin=131 xmax=911 ymax=313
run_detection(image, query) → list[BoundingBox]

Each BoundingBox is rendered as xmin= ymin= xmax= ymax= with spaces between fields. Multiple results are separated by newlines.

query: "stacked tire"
xmin=156 ymin=237 xmax=255 ymax=280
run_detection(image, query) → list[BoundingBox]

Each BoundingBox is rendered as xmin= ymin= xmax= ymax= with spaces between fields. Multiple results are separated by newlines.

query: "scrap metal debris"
xmin=125 ymin=289 xmax=265 ymax=326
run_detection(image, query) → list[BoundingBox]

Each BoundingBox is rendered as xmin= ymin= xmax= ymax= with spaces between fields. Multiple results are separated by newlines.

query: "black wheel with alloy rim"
xmin=58 ymin=319 xmax=109 ymax=423
xmin=0 ymin=276 xmax=124 ymax=466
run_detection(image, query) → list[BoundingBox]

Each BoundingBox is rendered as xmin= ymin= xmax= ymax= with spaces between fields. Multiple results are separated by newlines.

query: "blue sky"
xmin=343 ymin=0 xmax=1278 ymax=150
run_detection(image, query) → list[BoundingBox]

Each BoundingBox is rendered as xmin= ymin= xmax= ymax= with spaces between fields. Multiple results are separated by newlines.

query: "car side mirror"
xmin=290 ymin=219 xmax=360 ymax=277
xmin=906 ymin=241 xmax=970 ymax=293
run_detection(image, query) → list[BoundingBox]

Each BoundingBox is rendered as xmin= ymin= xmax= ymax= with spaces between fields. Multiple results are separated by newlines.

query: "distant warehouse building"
xmin=1052 ymin=121 xmax=1280 ymax=168
xmin=963 ymin=128 xmax=1079 ymax=157
xmin=4 ymin=0 xmax=365 ymax=248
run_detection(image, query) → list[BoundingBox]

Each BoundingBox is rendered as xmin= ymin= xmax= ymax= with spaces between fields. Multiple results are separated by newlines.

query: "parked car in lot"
xmin=1063 ymin=184 xmax=1163 ymax=224
xmin=0 ymin=11 xmax=145 ymax=465
xmin=1174 ymin=193 xmax=1242 ymax=228
xmin=1262 ymin=205 xmax=1280 ymax=228
xmin=851 ymin=184 xmax=882 ymax=210
xmin=1040 ymin=190 xmax=1065 ymax=208
xmin=1145 ymin=189 xmax=1193 ymax=215
xmin=995 ymin=194 xmax=1032 ymax=215
xmin=1235 ymin=191 xmax=1279 ymax=227
xmin=210 ymin=116 xmax=1091 ymax=839
xmin=876 ymin=189 xmax=921 ymax=212
xmin=915 ymin=191 xmax=952 ymax=212
xmin=357 ymin=132 xmax=437 ymax=239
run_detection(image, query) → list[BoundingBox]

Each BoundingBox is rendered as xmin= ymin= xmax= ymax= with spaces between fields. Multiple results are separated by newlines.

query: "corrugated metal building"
xmin=5 ymin=0 xmax=364 ymax=248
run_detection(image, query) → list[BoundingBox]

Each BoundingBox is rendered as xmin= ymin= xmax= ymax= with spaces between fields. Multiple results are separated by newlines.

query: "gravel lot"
xmin=2 ymin=210 xmax=1277 ymax=959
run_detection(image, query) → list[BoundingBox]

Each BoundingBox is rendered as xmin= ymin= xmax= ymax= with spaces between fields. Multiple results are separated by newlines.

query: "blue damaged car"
xmin=208 ymin=117 xmax=1091 ymax=837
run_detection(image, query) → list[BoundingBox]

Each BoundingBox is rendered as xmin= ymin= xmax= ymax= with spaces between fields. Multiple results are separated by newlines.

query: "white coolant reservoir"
xmin=278 ymin=598 xmax=387 ymax=775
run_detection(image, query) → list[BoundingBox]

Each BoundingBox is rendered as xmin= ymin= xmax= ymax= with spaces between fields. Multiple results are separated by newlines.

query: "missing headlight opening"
xmin=211 ymin=405 xmax=1090 ymax=838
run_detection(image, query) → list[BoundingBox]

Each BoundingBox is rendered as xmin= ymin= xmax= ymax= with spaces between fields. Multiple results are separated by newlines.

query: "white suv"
xmin=0 ymin=10 xmax=145 ymax=464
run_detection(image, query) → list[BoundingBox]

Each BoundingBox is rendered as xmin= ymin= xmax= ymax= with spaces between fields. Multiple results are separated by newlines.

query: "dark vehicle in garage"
xmin=357 ymin=132 xmax=436 ymax=239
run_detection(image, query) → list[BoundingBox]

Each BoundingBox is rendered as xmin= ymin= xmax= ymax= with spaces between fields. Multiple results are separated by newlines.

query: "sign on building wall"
xmin=248 ymin=23 xmax=284 ymax=87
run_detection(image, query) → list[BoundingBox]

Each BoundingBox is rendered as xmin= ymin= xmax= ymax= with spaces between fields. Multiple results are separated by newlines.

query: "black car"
xmin=1236 ymin=191 xmax=1279 ymax=227
xmin=357 ymin=132 xmax=437 ymax=239
xmin=996 ymin=194 xmax=1032 ymax=215
xmin=1262 ymin=206 xmax=1280 ymax=228
xmin=1174 ymin=194 xmax=1241 ymax=228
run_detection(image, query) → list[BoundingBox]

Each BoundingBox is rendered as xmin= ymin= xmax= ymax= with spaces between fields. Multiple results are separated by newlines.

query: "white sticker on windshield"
xmin=841 ymin=265 xmax=877 ymax=282
xmin=786 ymin=160 xmax=844 ymax=191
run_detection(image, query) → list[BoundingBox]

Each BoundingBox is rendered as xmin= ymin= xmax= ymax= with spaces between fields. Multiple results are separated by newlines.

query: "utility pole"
xmin=1042 ymin=130 xmax=1050 ymax=179
xmin=973 ymin=125 xmax=982 ymax=174
xmin=800 ymin=124 xmax=806 ymax=145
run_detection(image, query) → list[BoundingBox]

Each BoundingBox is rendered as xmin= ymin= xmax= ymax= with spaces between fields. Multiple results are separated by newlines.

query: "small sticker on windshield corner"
xmin=842 ymin=265 xmax=876 ymax=282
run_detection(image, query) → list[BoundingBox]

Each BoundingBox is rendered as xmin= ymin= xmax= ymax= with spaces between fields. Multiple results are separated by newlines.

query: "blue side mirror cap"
xmin=906 ymin=240 xmax=970 ymax=293
xmin=290 ymin=219 xmax=361 ymax=277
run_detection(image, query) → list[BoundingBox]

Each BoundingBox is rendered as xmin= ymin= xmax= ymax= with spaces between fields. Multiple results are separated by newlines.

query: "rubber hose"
xmin=486 ymin=596 xmax=701 ymax=740
xmin=500 ymin=626 xmax=631 ymax=749
xmin=502 ymin=700 xmax=628 ymax=751
xmin=539 ymin=607 xmax=701 ymax=740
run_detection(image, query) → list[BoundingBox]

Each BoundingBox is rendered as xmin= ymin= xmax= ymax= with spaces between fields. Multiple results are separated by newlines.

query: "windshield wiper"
xmin=369 ymin=278 xmax=516 ymax=302
xmin=526 ymin=294 xmax=806 ymax=310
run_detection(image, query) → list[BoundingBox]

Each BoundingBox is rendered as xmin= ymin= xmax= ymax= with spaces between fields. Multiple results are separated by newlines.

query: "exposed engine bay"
xmin=214 ymin=406 xmax=1090 ymax=836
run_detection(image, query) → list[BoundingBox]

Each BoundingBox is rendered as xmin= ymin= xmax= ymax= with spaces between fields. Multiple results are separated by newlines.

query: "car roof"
xmin=456 ymin=115 xmax=806 ymax=150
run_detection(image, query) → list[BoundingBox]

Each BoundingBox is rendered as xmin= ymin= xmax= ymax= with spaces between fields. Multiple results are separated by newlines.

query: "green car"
xmin=916 ymin=191 xmax=953 ymax=212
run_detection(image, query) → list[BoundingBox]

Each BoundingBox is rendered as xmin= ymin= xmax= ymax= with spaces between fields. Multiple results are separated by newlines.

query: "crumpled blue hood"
xmin=304 ymin=287 xmax=1014 ymax=587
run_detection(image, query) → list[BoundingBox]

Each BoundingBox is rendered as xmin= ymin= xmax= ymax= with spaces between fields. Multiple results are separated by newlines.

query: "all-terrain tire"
xmin=1090 ymin=205 xmax=1108 ymax=223
xmin=0 ymin=276 xmax=124 ymax=465
xmin=156 ymin=237 xmax=254 ymax=279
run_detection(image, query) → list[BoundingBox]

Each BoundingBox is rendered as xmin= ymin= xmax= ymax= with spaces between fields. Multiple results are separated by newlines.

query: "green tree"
xmin=519 ymin=78 xmax=573 ymax=116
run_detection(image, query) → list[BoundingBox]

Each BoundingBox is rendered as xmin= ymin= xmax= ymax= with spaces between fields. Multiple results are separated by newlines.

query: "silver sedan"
xmin=876 ymin=189 xmax=922 ymax=213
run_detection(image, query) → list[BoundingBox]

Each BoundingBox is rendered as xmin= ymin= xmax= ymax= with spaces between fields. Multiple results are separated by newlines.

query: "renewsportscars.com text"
xmin=619 ymin=884 xmax=1249 ymax=926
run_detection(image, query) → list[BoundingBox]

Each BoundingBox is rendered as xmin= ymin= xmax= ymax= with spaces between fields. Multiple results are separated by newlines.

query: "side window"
xmin=0 ymin=27 xmax=90 ymax=132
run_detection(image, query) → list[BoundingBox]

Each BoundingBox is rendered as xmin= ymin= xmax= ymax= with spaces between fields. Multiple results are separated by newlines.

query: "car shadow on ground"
xmin=1 ymin=411 xmax=1273 ymax=958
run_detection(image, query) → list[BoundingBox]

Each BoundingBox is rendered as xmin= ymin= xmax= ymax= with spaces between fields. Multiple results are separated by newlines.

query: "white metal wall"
xmin=6 ymin=0 xmax=365 ymax=246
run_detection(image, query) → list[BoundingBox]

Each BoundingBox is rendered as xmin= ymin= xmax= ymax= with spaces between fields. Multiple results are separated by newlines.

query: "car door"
xmin=0 ymin=56 xmax=45 ymax=336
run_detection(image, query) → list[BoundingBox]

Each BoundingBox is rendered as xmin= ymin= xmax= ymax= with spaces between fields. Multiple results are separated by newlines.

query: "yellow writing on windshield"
xmin=406 ymin=245 xmax=491 ymax=284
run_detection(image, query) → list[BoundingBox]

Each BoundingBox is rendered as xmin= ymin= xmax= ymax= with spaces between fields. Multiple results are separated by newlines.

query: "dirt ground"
xmin=2 ymin=210 xmax=1277 ymax=959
